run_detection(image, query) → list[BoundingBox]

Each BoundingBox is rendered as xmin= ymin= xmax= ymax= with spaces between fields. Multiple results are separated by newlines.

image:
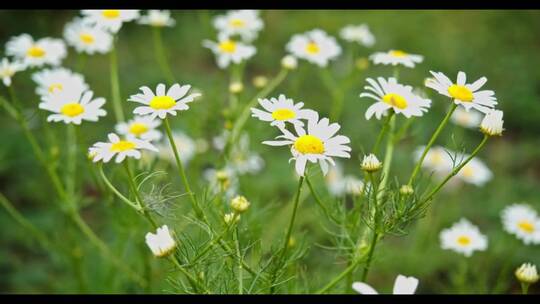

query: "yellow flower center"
xmin=389 ymin=50 xmax=408 ymax=58
xmin=229 ymin=18 xmax=246 ymax=28
xmin=110 ymin=140 xmax=136 ymax=152
xmin=431 ymin=151 xmax=444 ymax=165
xmin=218 ymin=40 xmax=237 ymax=54
xmin=382 ymin=93 xmax=408 ymax=109
xmin=149 ymin=95 xmax=176 ymax=110
xmin=79 ymin=33 xmax=95 ymax=45
xmin=27 ymin=45 xmax=46 ymax=58
xmin=305 ymin=42 xmax=320 ymax=54
xmin=518 ymin=220 xmax=535 ymax=234
xmin=462 ymin=165 xmax=475 ymax=178
xmin=60 ymin=103 xmax=84 ymax=117
xmin=448 ymin=84 xmax=473 ymax=102
xmin=48 ymin=83 xmax=63 ymax=93
xmin=457 ymin=235 xmax=471 ymax=246
xmin=129 ymin=122 xmax=149 ymax=136
xmin=271 ymin=108 xmax=296 ymax=121
xmin=102 ymin=10 xmax=120 ymax=19
xmin=294 ymin=135 xmax=324 ymax=155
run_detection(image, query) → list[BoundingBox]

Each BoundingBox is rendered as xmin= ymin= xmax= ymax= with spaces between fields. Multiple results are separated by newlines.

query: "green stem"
xmin=304 ymin=174 xmax=340 ymax=223
xmin=66 ymin=124 xmax=77 ymax=201
xmin=98 ymin=164 xmax=141 ymax=211
xmin=152 ymin=27 xmax=175 ymax=84
xmin=521 ymin=282 xmax=529 ymax=295
xmin=377 ymin=113 xmax=396 ymax=201
xmin=372 ymin=112 xmax=394 ymax=155
xmin=110 ymin=40 xmax=125 ymax=123
xmin=123 ymin=161 xmax=158 ymax=229
xmin=361 ymin=172 xmax=381 ymax=282
xmin=76 ymin=53 xmax=86 ymax=73
xmin=170 ymin=255 xmax=211 ymax=294
xmin=234 ymin=227 xmax=244 ymax=294
xmin=316 ymin=254 xmax=365 ymax=294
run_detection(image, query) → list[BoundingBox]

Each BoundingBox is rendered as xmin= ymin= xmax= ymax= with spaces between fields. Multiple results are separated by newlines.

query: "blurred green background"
xmin=0 ymin=10 xmax=539 ymax=293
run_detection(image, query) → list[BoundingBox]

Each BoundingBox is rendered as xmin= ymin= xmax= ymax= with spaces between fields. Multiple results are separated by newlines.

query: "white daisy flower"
xmin=115 ymin=115 xmax=162 ymax=142
xmin=286 ymin=29 xmax=342 ymax=67
xmin=32 ymin=67 xmax=88 ymax=97
xmin=480 ymin=109 xmax=504 ymax=136
xmin=203 ymin=34 xmax=256 ymax=69
xmin=203 ymin=167 xmax=239 ymax=198
xmin=413 ymin=145 xmax=454 ymax=177
xmin=501 ymin=204 xmax=540 ymax=245
xmin=128 ymin=83 xmax=201 ymax=120
xmin=251 ymin=94 xmax=317 ymax=129
xmin=89 ymin=133 xmax=158 ymax=163
xmin=353 ymin=274 xmax=419 ymax=294
xmin=156 ymin=130 xmax=197 ymax=165
xmin=339 ymin=24 xmax=375 ymax=47
xmin=325 ymin=163 xmax=364 ymax=197
xmin=38 ymin=86 xmax=106 ymax=125
xmin=229 ymin=133 xmax=265 ymax=175
xmin=213 ymin=10 xmax=263 ymax=42
xmin=63 ymin=18 xmax=113 ymax=54
xmin=455 ymin=155 xmax=492 ymax=187
xmin=450 ymin=106 xmax=483 ymax=129
xmin=369 ymin=50 xmax=423 ymax=68
xmin=263 ymin=114 xmax=351 ymax=177
xmin=6 ymin=34 xmax=66 ymax=68
xmin=212 ymin=130 xmax=230 ymax=152
xmin=440 ymin=218 xmax=488 ymax=257
xmin=360 ymin=77 xmax=432 ymax=120
xmin=81 ymin=9 xmax=140 ymax=33
xmin=138 ymin=10 xmax=175 ymax=27
xmin=425 ymin=71 xmax=497 ymax=114
xmin=0 ymin=58 xmax=24 ymax=87
xmin=145 ymin=225 xmax=176 ymax=257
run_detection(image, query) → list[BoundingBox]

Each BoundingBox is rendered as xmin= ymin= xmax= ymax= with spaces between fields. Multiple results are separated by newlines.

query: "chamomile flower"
xmin=455 ymin=155 xmax=492 ymax=187
xmin=63 ymin=18 xmax=113 ymax=54
xmin=450 ymin=106 xmax=483 ymax=129
xmin=145 ymin=225 xmax=176 ymax=257
xmin=203 ymin=167 xmax=239 ymax=198
xmin=501 ymin=204 xmax=540 ymax=245
xmin=480 ymin=109 xmax=504 ymax=136
xmin=0 ymin=58 xmax=24 ymax=87
xmin=32 ymin=67 xmax=88 ymax=97
xmin=251 ymin=94 xmax=317 ymax=129
xmin=425 ymin=71 xmax=497 ymax=114
xmin=128 ymin=83 xmax=201 ymax=120
xmin=440 ymin=218 xmax=488 ymax=257
xmin=263 ymin=114 xmax=351 ymax=177
xmin=326 ymin=163 xmax=364 ymax=197
xmin=229 ymin=133 xmax=265 ymax=175
xmin=213 ymin=10 xmax=263 ymax=42
xmin=6 ymin=34 xmax=66 ymax=68
xmin=89 ymin=133 xmax=158 ymax=163
xmin=414 ymin=145 xmax=454 ymax=177
xmin=360 ymin=77 xmax=431 ymax=120
xmin=156 ymin=130 xmax=197 ymax=165
xmin=339 ymin=24 xmax=375 ymax=47
xmin=202 ymin=34 xmax=256 ymax=69
xmin=353 ymin=274 xmax=419 ymax=294
xmin=138 ymin=10 xmax=175 ymax=27
xmin=38 ymin=87 xmax=106 ymax=125
xmin=369 ymin=50 xmax=423 ymax=68
xmin=115 ymin=116 xmax=162 ymax=142
xmin=81 ymin=9 xmax=140 ymax=33
xmin=286 ymin=29 xmax=342 ymax=67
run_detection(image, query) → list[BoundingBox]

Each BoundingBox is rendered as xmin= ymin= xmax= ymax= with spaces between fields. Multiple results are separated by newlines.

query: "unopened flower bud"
xmin=355 ymin=57 xmax=369 ymax=70
xmin=230 ymin=195 xmax=250 ymax=213
xmin=516 ymin=263 xmax=539 ymax=284
xmin=252 ymin=75 xmax=268 ymax=88
xmin=281 ymin=55 xmax=297 ymax=70
xmin=361 ymin=154 xmax=382 ymax=173
xmin=224 ymin=212 xmax=240 ymax=224
xmin=229 ymin=82 xmax=243 ymax=94
xmin=400 ymin=185 xmax=414 ymax=196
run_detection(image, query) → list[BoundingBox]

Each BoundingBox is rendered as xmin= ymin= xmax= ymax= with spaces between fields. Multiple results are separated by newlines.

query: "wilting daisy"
xmin=115 ymin=116 xmax=162 ymax=142
xmin=501 ymin=204 xmax=540 ymax=245
xmin=6 ymin=34 xmax=66 ymax=68
xmin=138 ymin=10 xmax=175 ymax=27
xmin=455 ymin=155 xmax=492 ymax=187
xmin=156 ymin=130 xmax=197 ymax=165
xmin=450 ymin=106 xmax=483 ymax=129
xmin=369 ymin=50 xmax=423 ymax=68
xmin=145 ymin=225 xmax=176 ymax=257
xmin=202 ymin=33 xmax=256 ymax=69
xmin=251 ymin=94 xmax=317 ymax=128
xmin=480 ymin=109 xmax=504 ymax=136
xmin=81 ymin=9 xmax=140 ymax=33
xmin=229 ymin=133 xmax=265 ymax=175
xmin=325 ymin=163 xmax=364 ymax=197
xmin=425 ymin=71 xmax=497 ymax=114
xmin=128 ymin=83 xmax=201 ymax=120
xmin=360 ymin=77 xmax=432 ymax=120
xmin=286 ymin=29 xmax=342 ymax=67
xmin=0 ymin=58 xmax=24 ymax=87
xmin=339 ymin=24 xmax=375 ymax=47
xmin=89 ymin=133 xmax=158 ymax=163
xmin=263 ymin=114 xmax=351 ymax=176
xmin=38 ymin=87 xmax=106 ymax=125
xmin=414 ymin=145 xmax=454 ymax=177
xmin=63 ymin=18 xmax=113 ymax=54
xmin=213 ymin=10 xmax=263 ymax=42
xmin=353 ymin=274 xmax=419 ymax=294
xmin=440 ymin=218 xmax=488 ymax=257
xmin=32 ymin=68 xmax=88 ymax=97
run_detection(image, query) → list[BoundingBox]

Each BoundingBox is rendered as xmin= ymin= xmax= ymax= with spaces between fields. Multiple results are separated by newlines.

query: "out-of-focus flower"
xmin=339 ymin=24 xmax=375 ymax=47
xmin=286 ymin=29 xmax=341 ymax=67
xmin=213 ymin=10 xmax=263 ymax=42
xmin=32 ymin=67 xmax=88 ymax=97
xmin=501 ymin=204 xmax=540 ymax=245
xmin=81 ymin=9 xmax=140 ymax=33
xmin=353 ymin=274 xmax=419 ymax=294
xmin=64 ymin=18 xmax=113 ymax=54
xmin=116 ymin=115 xmax=162 ymax=142
xmin=369 ymin=50 xmax=423 ymax=68
xmin=6 ymin=34 xmax=66 ymax=68
xmin=203 ymin=34 xmax=256 ymax=69
xmin=440 ymin=218 xmax=488 ymax=257
xmin=138 ymin=10 xmax=175 ymax=27
xmin=0 ymin=58 xmax=24 ymax=87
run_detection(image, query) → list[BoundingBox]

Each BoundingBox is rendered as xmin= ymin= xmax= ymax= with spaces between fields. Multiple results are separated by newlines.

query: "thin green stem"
xmin=234 ymin=227 xmax=244 ymax=294
xmin=98 ymin=164 xmax=141 ymax=211
xmin=377 ymin=113 xmax=396 ymax=201
xmin=123 ymin=161 xmax=158 ymax=229
xmin=66 ymin=124 xmax=77 ymax=201
xmin=304 ymin=174 xmax=340 ymax=223
xmin=372 ymin=112 xmax=394 ymax=155
xmin=170 ymin=255 xmax=211 ymax=294
xmin=110 ymin=40 xmax=125 ymax=123
xmin=152 ymin=27 xmax=175 ymax=84
xmin=521 ymin=282 xmax=529 ymax=295
xmin=361 ymin=172 xmax=381 ymax=282
xmin=316 ymin=254 xmax=366 ymax=294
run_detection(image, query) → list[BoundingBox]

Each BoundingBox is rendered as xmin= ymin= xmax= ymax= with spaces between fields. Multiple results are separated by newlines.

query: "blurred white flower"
xmin=281 ymin=55 xmax=298 ymax=70
xmin=450 ymin=106 xmax=483 ymax=129
xmin=251 ymin=94 xmax=317 ymax=129
xmin=455 ymin=155 xmax=492 ymax=187
xmin=353 ymin=274 xmax=419 ymax=294
xmin=81 ymin=9 xmax=140 ymax=33
xmin=6 ymin=34 xmax=66 ymax=68
xmin=213 ymin=10 xmax=263 ymax=42
xmin=204 ymin=167 xmax=239 ymax=199
xmin=286 ymin=29 xmax=341 ymax=67
xmin=63 ymin=18 xmax=113 ymax=54
xmin=325 ymin=163 xmax=364 ymax=197
xmin=440 ymin=218 xmax=488 ymax=257
xmin=138 ymin=10 xmax=175 ymax=27
xmin=369 ymin=50 xmax=423 ymax=68
xmin=339 ymin=24 xmax=375 ymax=47
xmin=501 ymin=204 xmax=540 ymax=245
xmin=116 ymin=115 xmax=162 ymax=142
xmin=89 ymin=133 xmax=158 ymax=163
xmin=414 ymin=145 xmax=454 ymax=177
xmin=32 ymin=67 xmax=88 ymax=97
xmin=203 ymin=33 xmax=256 ymax=69
xmin=229 ymin=133 xmax=265 ymax=175
xmin=38 ymin=86 xmax=106 ymax=125
xmin=0 ymin=58 xmax=24 ymax=87
xmin=145 ymin=225 xmax=176 ymax=257
xmin=480 ymin=109 xmax=504 ymax=136
xmin=156 ymin=130 xmax=197 ymax=165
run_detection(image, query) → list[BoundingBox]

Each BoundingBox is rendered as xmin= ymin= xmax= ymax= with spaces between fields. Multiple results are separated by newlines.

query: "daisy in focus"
xmin=202 ymin=34 xmax=256 ymax=69
xmin=128 ymin=83 xmax=201 ymax=120
xmin=286 ymin=29 xmax=342 ymax=67
xmin=455 ymin=155 xmax=492 ymax=187
xmin=262 ymin=114 xmax=351 ymax=176
xmin=81 ymin=9 xmax=140 ymax=33
xmin=89 ymin=133 xmax=158 ymax=163
xmin=63 ymin=18 xmax=113 ymax=54
xmin=0 ymin=58 xmax=24 ymax=87
xmin=425 ymin=71 xmax=497 ymax=114
xmin=6 ymin=34 xmax=66 ymax=68
xmin=138 ymin=10 xmax=176 ymax=27
xmin=213 ymin=10 xmax=263 ymax=42
xmin=339 ymin=24 xmax=375 ymax=47
xmin=353 ymin=274 xmax=419 ymax=294
xmin=501 ymin=204 xmax=540 ymax=245
xmin=251 ymin=94 xmax=317 ymax=128
xmin=115 ymin=116 xmax=162 ymax=142
xmin=32 ymin=68 xmax=88 ymax=97
xmin=440 ymin=218 xmax=488 ymax=257
xmin=369 ymin=49 xmax=423 ymax=68
xmin=38 ymin=87 xmax=106 ymax=125
xmin=450 ymin=106 xmax=483 ymax=129
xmin=145 ymin=225 xmax=176 ymax=257
xmin=360 ymin=77 xmax=432 ymax=120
